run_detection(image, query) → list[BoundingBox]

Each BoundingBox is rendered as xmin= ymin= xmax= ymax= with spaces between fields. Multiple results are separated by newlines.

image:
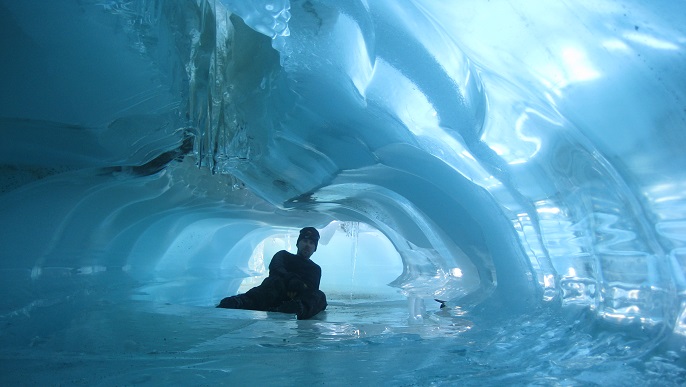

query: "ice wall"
xmin=0 ymin=0 xmax=685 ymax=342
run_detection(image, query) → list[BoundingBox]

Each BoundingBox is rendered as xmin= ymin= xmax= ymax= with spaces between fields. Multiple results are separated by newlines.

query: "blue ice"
xmin=0 ymin=0 xmax=685 ymax=385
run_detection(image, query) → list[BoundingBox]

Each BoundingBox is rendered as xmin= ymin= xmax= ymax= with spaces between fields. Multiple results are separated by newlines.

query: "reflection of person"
xmin=217 ymin=227 xmax=327 ymax=320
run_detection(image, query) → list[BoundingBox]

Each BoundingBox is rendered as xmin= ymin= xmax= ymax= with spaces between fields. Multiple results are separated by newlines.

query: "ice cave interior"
xmin=1 ymin=0 xmax=685 ymax=385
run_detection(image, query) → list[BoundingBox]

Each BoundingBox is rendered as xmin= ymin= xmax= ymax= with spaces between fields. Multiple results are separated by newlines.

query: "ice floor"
xmin=2 ymin=293 xmax=684 ymax=386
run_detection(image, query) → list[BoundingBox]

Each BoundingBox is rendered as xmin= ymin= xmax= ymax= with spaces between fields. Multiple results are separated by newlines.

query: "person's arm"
xmin=312 ymin=265 xmax=321 ymax=290
xmin=269 ymin=251 xmax=305 ymax=283
xmin=269 ymin=251 xmax=309 ymax=298
xmin=301 ymin=265 xmax=320 ymax=291
xmin=268 ymin=251 xmax=290 ymax=278
xmin=293 ymin=264 xmax=320 ymax=293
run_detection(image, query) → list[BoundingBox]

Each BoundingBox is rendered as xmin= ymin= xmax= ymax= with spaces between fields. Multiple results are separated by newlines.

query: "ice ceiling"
xmin=1 ymin=0 xmax=685 ymax=344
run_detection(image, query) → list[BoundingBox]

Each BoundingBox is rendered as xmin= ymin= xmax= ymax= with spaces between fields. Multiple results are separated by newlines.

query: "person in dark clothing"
xmin=217 ymin=227 xmax=327 ymax=320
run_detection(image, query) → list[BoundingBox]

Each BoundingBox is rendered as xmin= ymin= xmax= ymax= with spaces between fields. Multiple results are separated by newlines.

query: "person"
xmin=217 ymin=227 xmax=327 ymax=320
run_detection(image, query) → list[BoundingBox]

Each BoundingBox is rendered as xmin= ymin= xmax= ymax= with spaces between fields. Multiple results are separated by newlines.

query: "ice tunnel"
xmin=1 ymin=0 xmax=685 ymax=385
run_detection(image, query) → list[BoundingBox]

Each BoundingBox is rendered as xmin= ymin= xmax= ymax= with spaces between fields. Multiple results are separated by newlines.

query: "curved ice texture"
xmin=200 ymin=0 xmax=683 ymax=329
xmin=0 ymin=0 xmax=685 ymax=348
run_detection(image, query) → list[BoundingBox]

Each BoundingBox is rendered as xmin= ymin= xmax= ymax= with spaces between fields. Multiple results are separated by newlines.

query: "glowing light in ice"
xmin=537 ymin=206 xmax=561 ymax=215
xmin=561 ymin=47 xmax=601 ymax=82
xmin=623 ymin=32 xmax=680 ymax=50
xmin=602 ymin=39 xmax=630 ymax=51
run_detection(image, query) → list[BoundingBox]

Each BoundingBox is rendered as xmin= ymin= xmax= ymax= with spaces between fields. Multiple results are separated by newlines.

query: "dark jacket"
xmin=268 ymin=250 xmax=322 ymax=290
xmin=217 ymin=249 xmax=327 ymax=319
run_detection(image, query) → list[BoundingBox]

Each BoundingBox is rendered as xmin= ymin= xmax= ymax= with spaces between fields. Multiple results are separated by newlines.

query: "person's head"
xmin=296 ymin=227 xmax=320 ymax=259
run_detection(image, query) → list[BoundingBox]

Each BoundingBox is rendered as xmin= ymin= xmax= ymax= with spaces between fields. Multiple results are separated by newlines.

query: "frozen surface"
xmin=3 ymin=295 xmax=684 ymax=386
xmin=1 ymin=273 xmax=681 ymax=386
xmin=1 ymin=0 xmax=686 ymax=385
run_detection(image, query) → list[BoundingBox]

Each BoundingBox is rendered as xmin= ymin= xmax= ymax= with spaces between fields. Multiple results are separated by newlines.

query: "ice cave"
xmin=1 ymin=0 xmax=685 ymax=385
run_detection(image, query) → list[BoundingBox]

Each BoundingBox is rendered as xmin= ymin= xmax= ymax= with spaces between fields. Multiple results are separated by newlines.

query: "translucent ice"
xmin=0 ymin=0 xmax=685 ymax=384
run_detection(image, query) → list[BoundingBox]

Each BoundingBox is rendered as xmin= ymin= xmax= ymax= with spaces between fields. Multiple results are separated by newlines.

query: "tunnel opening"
xmin=236 ymin=221 xmax=405 ymax=304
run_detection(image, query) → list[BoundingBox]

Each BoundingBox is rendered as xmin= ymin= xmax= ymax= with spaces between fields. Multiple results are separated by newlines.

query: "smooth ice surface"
xmin=1 ymin=0 xmax=686 ymax=385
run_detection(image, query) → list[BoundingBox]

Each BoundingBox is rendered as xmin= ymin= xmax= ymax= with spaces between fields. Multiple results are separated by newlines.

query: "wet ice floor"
xmin=1 ymin=299 xmax=684 ymax=386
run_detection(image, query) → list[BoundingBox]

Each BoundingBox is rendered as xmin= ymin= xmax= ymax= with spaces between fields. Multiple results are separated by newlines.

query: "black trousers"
xmin=217 ymin=276 xmax=327 ymax=320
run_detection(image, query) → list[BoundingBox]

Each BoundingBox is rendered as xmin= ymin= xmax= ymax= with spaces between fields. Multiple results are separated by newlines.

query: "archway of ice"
xmin=1 ymin=1 xmax=685 ymax=384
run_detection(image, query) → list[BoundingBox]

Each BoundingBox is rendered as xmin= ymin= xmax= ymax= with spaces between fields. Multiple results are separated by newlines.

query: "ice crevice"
xmin=1 ymin=0 xmax=685 ymax=385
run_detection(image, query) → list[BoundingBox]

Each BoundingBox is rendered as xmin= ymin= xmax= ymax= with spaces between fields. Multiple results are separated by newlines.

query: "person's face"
xmin=296 ymin=238 xmax=317 ymax=259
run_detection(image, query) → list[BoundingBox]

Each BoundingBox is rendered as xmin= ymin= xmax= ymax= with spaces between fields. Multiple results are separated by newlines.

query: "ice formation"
xmin=1 ymin=0 xmax=685 ymax=384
